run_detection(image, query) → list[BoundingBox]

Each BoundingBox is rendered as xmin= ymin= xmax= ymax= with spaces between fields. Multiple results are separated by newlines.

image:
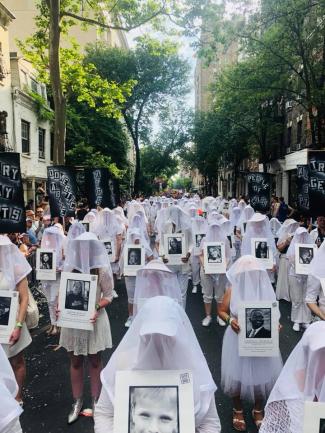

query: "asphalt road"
xmin=21 ymin=278 xmax=302 ymax=433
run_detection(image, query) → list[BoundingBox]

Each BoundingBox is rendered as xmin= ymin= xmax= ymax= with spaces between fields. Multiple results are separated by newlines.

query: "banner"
xmin=308 ymin=151 xmax=325 ymax=217
xmin=296 ymin=165 xmax=310 ymax=214
xmin=0 ymin=153 xmax=25 ymax=233
xmin=247 ymin=172 xmax=271 ymax=213
xmin=47 ymin=166 xmax=77 ymax=218
xmin=85 ymin=168 xmax=115 ymax=209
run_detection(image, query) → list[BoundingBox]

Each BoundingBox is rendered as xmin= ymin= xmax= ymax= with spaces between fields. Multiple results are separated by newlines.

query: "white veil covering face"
xmin=164 ymin=205 xmax=191 ymax=233
xmin=0 ymin=345 xmax=23 ymax=431
xmin=192 ymin=216 xmax=208 ymax=236
xmin=96 ymin=208 xmax=123 ymax=239
xmin=64 ymin=222 xmax=86 ymax=259
xmin=230 ymin=207 xmax=241 ymax=232
xmin=237 ymin=205 xmax=255 ymax=229
xmin=129 ymin=214 xmax=149 ymax=243
xmin=287 ymin=227 xmax=313 ymax=266
xmin=270 ymin=218 xmax=282 ymax=238
xmin=113 ymin=206 xmax=128 ymax=226
xmin=0 ymin=235 xmax=31 ymax=289
xmin=82 ymin=211 xmax=97 ymax=224
xmin=126 ymin=227 xmax=152 ymax=257
xmin=64 ymin=232 xmax=113 ymax=282
xmin=276 ymin=219 xmax=300 ymax=244
xmin=241 ymin=213 xmax=276 ymax=256
xmin=41 ymin=226 xmax=65 ymax=270
xmin=133 ymin=260 xmax=182 ymax=314
xmin=202 ymin=223 xmax=232 ymax=264
xmin=309 ymin=239 xmax=325 ymax=279
xmin=127 ymin=201 xmax=148 ymax=224
xmin=100 ymin=296 xmax=217 ymax=424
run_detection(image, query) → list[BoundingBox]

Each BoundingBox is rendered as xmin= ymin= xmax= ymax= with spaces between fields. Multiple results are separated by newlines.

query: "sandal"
xmin=252 ymin=409 xmax=264 ymax=430
xmin=232 ymin=408 xmax=246 ymax=432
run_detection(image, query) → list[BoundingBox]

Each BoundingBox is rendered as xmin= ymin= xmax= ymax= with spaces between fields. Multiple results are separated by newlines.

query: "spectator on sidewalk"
xmin=277 ymin=197 xmax=294 ymax=223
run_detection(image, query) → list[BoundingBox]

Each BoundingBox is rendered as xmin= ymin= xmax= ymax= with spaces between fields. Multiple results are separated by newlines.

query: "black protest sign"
xmin=308 ymin=151 xmax=325 ymax=217
xmin=247 ymin=172 xmax=271 ymax=213
xmin=47 ymin=166 xmax=77 ymax=217
xmin=85 ymin=168 xmax=115 ymax=209
xmin=0 ymin=153 xmax=25 ymax=233
xmin=296 ymin=165 xmax=310 ymax=214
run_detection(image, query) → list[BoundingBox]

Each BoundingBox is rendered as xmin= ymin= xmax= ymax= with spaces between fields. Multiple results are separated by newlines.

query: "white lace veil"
xmin=0 ymin=236 xmax=31 ymax=288
xmin=270 ymin=218 xmax=282 ymax=237
xmin=82 ymin=211 xmax=97 ymax=223
xmin=276 ymin=219 xmax=300 ymax=244
xmin=230 ymin=207 xmax=241 ymax=232
xmin=164 ymin=205 xmax=191 ymax=233
xmin=0 ymin=345 xmax=23 ymax=431
xmin=96 ymin=208 xmax=123 ymax=239
xmin=227 ymin=255 xmax=278 ymax=316
xmin=237 ymin=205 xmax=255 ymax=229
xmin=41 ymin=226 xmax=65 ymax=270
xmin=100 ymin=296 xmax=217 ymax=424
xmin=241 ymin=213 xmax=276 ymax=256
xmin=133 ymin=260 xmax=182 ymax=314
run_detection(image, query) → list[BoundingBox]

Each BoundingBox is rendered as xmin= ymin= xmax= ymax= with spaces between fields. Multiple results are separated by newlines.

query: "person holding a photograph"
xmin=218 ymin=255 xmax=282 ymax=431
xmin=0 ymin=345 xmax=23 ymax=433
xmin=58 ymin=232 xmax=114 ymax=424
xmin=41 ymin=226 xmax=66 ymax=336
xmin=260 ymin=321 xmax=325 ymax=433
xmin=191 ymin=215 xmax=208 ymax=293
xmin=122 ymin=227 xmax=153 ymax=328
xmin=310 ymin=215 xmax=325 ymax=247
xmin=236 ymin=205 xmax=255 ymax=237
xmin=159 ymin=206 xmax=193 ymax=309
xmin=0 ymin=235 xmax=32 ymax=405
xmin=200 ymin=222 xmax=232 ymax=327
xmin=95 ymin=296 xmax=221 ymax=433
xmin=306 ymin=239 xmax=325 ymax=321
xmin=286 ymin=227 xmax=313 ymax=332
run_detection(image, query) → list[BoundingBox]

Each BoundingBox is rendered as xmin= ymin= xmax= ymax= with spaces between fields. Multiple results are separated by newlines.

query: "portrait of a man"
xmin=40 ymin=252 xmax=53 ymax=270
xmin=65 ymin=280 xmax=89 ymax=311
xmin=129 ymin=386 xmax=179 ymax=433
xmin=255 ymin=242 xmax=269 ymax=259
xmin=0 ymin=297 xmax=11 ymax=326
xmin=246 ymin=308 xmax=271 ymax=338
xmin=168 ymin=237 xmax=182 ymax=255
xmin=104 ymin=241 xmax=112 ymax=256
xmin=207 ymin=245 xmax=222 ymax=263
xmin=128 ymin=248 xmax=141 ymax=266
xmin=299 ymin=247 xmax=314 ymax=264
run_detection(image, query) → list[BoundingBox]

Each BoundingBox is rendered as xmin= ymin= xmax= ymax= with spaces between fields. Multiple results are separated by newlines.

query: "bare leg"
xmin=88 ymin=353 xmax=102 ymax=399
xmin=232 ymin=396 xmax=246 ymax=431
xmin=69 ymin=353 xmax=84 ymax=399
xmin=253 ymin=398 xmax=264 ymax=428
xmin=10 ymin=352 xmax=26 ymax=401
xmin=204 ymin=302 xmax=212 ymax=317
xmin=128 ymin=303 xmax=133 ymax=317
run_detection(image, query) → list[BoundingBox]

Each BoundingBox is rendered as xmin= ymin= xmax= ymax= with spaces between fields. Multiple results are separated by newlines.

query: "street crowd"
xmin=1 ymin=192 xmax=325 ymax=433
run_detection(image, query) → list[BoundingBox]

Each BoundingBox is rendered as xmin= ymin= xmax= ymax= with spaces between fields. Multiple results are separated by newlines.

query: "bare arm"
xmin=217 ymin=287 xmax=240 ymax=334
xmin=9 ymin=277 xmax=29 ymax=346
xmin=306 ymin=303 xmax=325 ymax=321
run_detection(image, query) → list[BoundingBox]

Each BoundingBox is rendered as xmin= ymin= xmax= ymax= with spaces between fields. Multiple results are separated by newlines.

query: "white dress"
xmin=59 ymin=268 xmax=113 ymax=356
xmin=260 ymin=399 xmax=304 ymax=433
xmin=276 ymin=253 xmax=290 ymax=301
xmin=0 ymin=273 xmax=32 ymax=359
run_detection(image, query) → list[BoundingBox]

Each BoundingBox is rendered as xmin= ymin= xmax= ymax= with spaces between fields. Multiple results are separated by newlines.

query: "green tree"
xmin=86 ymin=37 xmax=190 ymax=194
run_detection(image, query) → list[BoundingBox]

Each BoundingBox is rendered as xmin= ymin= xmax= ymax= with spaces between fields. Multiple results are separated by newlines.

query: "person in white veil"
xmin=0 ymin=345 xmax=23 ymax=433
xmin=0 ymin=236 xmax=31 ymax=404
xmin=269 ymin=218 xmax=281 ymax=240
xmin=275 ymin=219 xmax=300 ymax=301
xmin=237 ymin=205 xmax=255 ymax=236
xmin=40 ymin=226 xmax=65 ymax=335
xmin=122 ymin=228 xmax=154 ymax=328
xmin=159 ymin=205 xmax=193 ymax=309
xmin=81 ymin=211 xmax=98 ymax=233
xmin=200 ymin=222 xmax=232 ymax=327
xmin=133 ymin=260 xmax=182 ymax=316
xmin=229 ymin=207 xmax=242 ymax=262
xmin=218 ymin=255 xmax=282 ymax=431
xmin=286 ymin=227 xmax=313 ymax=331
xmin=191 ymin=215 xmax=208 ymax=294
xmin=260 ymin=321 xmax=325 ymax=433
xmin=94 ymin=296 xmax=221 ymax=433
xmin=306 ymin=240 xmax=325 ymax=321
xmin=58 ymin=232 xmax=114 ymax=424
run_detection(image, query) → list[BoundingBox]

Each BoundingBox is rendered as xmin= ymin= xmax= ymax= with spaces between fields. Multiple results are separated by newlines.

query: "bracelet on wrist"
xmin=225 ymin=315 xmax=231 ymax=325
xmin=15 ymin=321 xmax=23 ymax=329
xmin=95 ymin=303 xmax=101 ymax=311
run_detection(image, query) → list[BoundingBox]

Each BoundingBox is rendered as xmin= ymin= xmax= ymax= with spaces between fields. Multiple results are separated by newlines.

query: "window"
xmin=287 ymin=126 xmax=292 ymax=150
xmin=40 ymin=85 xmax=46 ymax=100
xmin=297 ymin=120 xmax=302 ymax=146
xmin=21 ymin=120 xmax=30 ymax=154
xmin=50 ymin=131 xmax=54 ymax=161
xmin=31 ymin=78 xmax=38 ymax=93
xmin=38 ymin=128 xmax=46 ymax=159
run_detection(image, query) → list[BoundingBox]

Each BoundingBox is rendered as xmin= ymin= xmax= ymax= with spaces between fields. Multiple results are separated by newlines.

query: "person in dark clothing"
xmin=277 ymin=197 xmax=294 ymax=223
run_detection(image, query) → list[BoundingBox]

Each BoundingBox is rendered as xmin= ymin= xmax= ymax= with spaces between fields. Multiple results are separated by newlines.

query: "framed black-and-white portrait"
xmin=203 ymin=242 xmax=226 ymax=274
xmin=195 ymin=233 xmax=205 ymax=248
xmin=113 ymin=370 xmax=195 ymax=433
xmin=57 ymin=272 xmax=98 ymax=331
xmin=36 ymin=248 xmax=56 ymax=280
xmin=0 ymin=290 xmax=19 ymax=344
xmin=295 ymin=243 xmax=317 ymax=275
xmin=102 ymin=238 xmax=116 ymax=263
xmin=124 ymin=244 xmax=145 ymax=276
xmin=251 ymin=238 xmax=273 ymax=269
xmin=238 ymin=301 xmax=279 ymax=357
xmin=164 ymin=233 xmax=186 ymax=265
xmin=81 ymin=221 xmax=90 ymax=232
xmin=303 ymin=402 xmax=325 ymax=433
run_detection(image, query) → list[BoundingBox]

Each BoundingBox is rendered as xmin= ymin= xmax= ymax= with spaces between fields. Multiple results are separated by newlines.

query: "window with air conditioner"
xmin=38 ymin=128 xmax=46 ymax=159
xmin=21 ymin=120 xmax=30 ymax=154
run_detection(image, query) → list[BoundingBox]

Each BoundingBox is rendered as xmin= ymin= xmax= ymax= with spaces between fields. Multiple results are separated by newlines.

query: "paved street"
xmin=20 ymin=278 xmax=302 ymax=433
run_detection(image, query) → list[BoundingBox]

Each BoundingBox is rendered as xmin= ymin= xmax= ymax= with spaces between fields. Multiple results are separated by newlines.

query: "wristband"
xmin=15 ymin=321 xmax=23 ymax=329
xmin=95 ymin=303 xmax=100 ymax=311
xmin=225 ymin=315 xmax=231 ymax=325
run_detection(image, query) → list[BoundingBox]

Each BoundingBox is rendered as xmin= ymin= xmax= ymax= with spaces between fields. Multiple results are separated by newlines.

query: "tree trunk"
xmin=48 ymin=0 xmax=66 ymax=165
xmin=133 ymin=138 xmax=141 ymax=195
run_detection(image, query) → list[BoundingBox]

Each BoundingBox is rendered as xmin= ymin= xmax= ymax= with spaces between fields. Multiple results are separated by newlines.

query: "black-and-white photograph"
xmin=319 ymin=419 xmax=325 ymax=433
xmin=255 ymin=241 xmax=269 ymax=259
xmin=245 ymin=308 xmax=272 ymax=338
xmin=104 ymin=241 xmax=113 ymax=255
xmin=0 ymin=296 xmax=11 ymax=326
xmin=81 ymin=222 xmax=90 ymax=232
xmin=128 ymin=386 xmax=179 ymax=433
xmin=39 ymin=252 xmax=53 ymax=270
xmin=207 ymin=245 xmax=222 ymax=263
xmin=195 ymin=234 xmax=205 ymax=248
xmin=128 ymin=248 xmax=142 ymax=266
xmin=65 ymin=279 xmax=90 ymax=311
xmin=299 ymin=246 xmax=314 ymax=264
xmin=168 ymin=237 xmax=183 ymax=255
